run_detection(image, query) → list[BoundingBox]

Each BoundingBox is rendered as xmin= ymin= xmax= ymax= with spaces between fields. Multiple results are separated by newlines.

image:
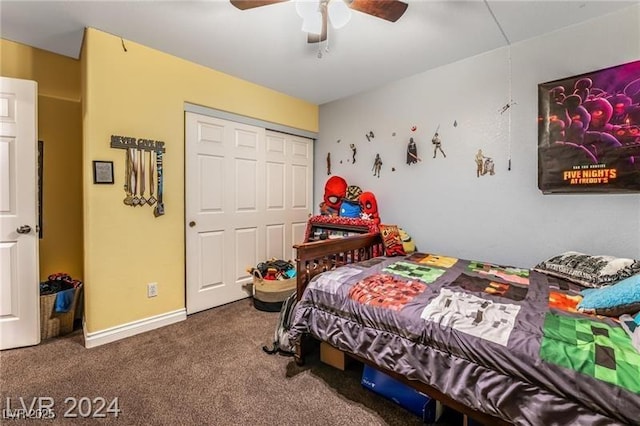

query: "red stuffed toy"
xmin=359 ymin=191 xmax=380 ymax=224
xmin=320 ymin=176 xmax=347 ymax=216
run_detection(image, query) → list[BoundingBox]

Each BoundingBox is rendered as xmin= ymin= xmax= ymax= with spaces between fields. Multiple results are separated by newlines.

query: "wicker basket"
xmin=251 ymin=271 xmax=295 ymax=312
xmin=40 ymin=285 xmax=82 ymax=340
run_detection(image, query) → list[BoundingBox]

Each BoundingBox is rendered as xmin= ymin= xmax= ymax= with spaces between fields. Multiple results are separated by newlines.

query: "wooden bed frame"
xmin=292 ymin=233 xmax=510 ymax=426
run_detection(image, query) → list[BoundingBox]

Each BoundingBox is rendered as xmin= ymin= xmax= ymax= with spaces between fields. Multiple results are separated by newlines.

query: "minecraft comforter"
xmin=289 ymin=253 xmax=640 ymax=425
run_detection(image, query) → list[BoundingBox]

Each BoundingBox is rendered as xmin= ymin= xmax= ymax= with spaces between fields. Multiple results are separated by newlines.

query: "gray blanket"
xmin=289 ymin=253 xmax=640 ymax=425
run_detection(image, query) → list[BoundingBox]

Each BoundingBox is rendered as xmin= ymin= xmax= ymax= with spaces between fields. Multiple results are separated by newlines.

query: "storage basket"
xmin=39 ymin=284 xmax=82 ymax=340
xmin=252 ymin=271 xmax=296 ymax=312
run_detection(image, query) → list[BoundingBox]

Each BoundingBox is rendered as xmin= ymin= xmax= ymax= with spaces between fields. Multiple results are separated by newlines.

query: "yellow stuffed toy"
xmin=398 ymin=228 xmax=416 ymax=253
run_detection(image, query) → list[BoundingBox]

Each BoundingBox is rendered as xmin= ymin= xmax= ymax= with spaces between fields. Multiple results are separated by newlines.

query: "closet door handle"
xmin=189 ymin=221 xmax=196 ymax=228
xmin=16 ymin=225 xmax=32 ymax=234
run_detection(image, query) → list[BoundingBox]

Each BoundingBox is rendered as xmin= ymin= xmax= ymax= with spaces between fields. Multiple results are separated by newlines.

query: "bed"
xmin=289 ymin=233 xmax=640 ymax=425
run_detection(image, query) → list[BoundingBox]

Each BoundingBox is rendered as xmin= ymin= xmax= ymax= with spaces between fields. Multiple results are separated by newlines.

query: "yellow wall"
xmin=0 ymin=39 xmax=84 ymax=281
xmin=82 ymin=28 xmax=318 ymax=332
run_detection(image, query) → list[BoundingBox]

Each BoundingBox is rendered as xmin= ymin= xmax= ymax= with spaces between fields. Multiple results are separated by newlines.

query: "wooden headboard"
xmin=293 ymin=233 xmax=383 ymax=299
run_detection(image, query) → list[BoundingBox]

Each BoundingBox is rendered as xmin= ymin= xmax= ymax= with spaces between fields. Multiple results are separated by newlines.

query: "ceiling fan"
xmin=230 ymin=0 xmax=409 ymax=43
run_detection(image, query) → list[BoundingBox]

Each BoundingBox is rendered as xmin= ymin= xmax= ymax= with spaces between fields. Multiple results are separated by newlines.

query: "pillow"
xmin=339 ymin=199 xmax=361 ymax=218
xmin=578 ymin=273 xmax=640 ymax=316
xmin=379 ymin=224 xmax=406 ymax=257
xmin=533 ymin=251 xmax=640 ymax=288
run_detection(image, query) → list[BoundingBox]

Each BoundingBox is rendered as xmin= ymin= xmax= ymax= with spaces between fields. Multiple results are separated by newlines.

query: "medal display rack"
xmin=110 ymin=135 xmax=166 ymax=217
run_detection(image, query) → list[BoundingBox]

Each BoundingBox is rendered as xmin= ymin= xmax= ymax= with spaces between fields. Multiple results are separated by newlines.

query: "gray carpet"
xmin=0 ymin=299 xmax=462 ymax=425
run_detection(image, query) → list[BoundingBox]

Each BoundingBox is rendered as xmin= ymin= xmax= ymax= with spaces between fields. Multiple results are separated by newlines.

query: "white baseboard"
xmin=83 ymin=309 xmax=186 ymax=348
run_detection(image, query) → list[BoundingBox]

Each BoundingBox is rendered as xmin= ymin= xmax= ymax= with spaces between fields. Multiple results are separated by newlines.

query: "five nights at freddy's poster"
xmin=538 ymin=60 xmax=640 ymax=193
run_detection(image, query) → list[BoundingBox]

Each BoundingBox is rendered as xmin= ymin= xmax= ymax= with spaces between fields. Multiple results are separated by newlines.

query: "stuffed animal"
xmin=359 ymin=191 xmax=380 ymax=224
xmin=319 ymin=176 xmax=347 ymax=216
xmin=398 ymin=228 xmax=416 ymax=253
xmin=319 ymin=203 xmax=339 ymax=216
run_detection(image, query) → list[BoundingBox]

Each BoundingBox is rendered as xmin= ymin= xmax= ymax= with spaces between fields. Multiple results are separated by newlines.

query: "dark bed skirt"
xmin=252 ymin=298 xmax=284 ymax=312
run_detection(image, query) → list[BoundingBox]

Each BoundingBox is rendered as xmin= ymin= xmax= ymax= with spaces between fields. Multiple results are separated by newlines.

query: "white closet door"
xmin=264 ymin=130 xmax=313 ymax=262
xmin=185 ymin=113 xmax=312 ymax=314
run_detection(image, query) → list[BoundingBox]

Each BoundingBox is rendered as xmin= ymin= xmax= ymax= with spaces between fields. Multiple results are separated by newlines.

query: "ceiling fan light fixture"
xmin=328 ymin=0 xmax=351 ymax=29
xmin=295 ymin=0 xmax=318 ymax=20
xmin=232 ymin=0 xmax=408 ymax=50
xmin=301 ymin=13 xmax=323 ymax=34
xmin=296 ymin=0 xmax=324 ymax=34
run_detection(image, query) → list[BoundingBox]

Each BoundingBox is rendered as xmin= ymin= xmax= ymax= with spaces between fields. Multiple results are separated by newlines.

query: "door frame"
xmin=184 ymin=103 xmax=318 ymax=141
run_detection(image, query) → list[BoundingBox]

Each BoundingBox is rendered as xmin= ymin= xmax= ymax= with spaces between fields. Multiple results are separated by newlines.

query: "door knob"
xmin=189 ymin=221 xmax=196 ymax=228
xmin=16 ymin=225 xmax=32 ymax=234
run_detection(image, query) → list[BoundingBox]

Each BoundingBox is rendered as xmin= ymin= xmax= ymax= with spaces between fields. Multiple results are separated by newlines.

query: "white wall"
xmin=316 ymin=5 xmax=640 ymax=268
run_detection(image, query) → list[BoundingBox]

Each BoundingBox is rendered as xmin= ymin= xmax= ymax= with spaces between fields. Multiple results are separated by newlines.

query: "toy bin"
xmin=39 ymin=284 xmax=82 ymax=340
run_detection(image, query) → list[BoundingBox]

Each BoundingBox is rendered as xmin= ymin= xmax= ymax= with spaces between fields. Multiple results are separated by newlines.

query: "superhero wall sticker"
xmin=538 ymin=60 xmax=640 ymax=193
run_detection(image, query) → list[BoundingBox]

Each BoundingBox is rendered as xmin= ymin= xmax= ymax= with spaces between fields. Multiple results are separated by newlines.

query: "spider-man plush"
xmin=319 ymin=176 xmax=347 ymax=216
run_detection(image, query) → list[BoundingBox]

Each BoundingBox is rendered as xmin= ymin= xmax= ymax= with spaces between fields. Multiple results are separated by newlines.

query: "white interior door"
xmin=0 ymin=77 xmax=40 ymax=350
xmin=185 ymin=113 xmax=312 ymax=314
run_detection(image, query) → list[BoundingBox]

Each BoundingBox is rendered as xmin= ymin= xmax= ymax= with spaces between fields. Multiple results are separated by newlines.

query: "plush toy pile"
xmin=319 ymin=175 xmax=380 ymax=225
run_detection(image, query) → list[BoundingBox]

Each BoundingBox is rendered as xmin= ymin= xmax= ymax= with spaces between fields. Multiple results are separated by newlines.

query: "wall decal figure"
xmin=326 ymin=152 xmax=331 ymax=175
xmin=500 ymin=101 xmax=517 ymax=114
xmin=475 ymin=149 xmax=495 ymax=177
xmin=365 ymin=131 xmax=375 ymax=142
xmin=406 ymin=137 xmax=420 ymax=164
xmin=484 ymin=156 xmax=496 ymax=176
xmin=475 ymin=149 xmax=485 ymax=177
xmin=350 ymin=143 xmax=357 ymax=163
xmin=432 ymin=127 xmax=446 ymax=158
xmin=372 ymin=154 xmax=383 ymax=178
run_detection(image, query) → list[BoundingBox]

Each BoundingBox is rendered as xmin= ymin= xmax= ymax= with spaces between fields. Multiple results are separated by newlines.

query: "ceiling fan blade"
xmin=307 ymin=1 xmax=328 ymax=43
xmin=347 ymin=0 xmax=408 ymax=22
xmin=230 ymin=0 xmax=288 ymax=10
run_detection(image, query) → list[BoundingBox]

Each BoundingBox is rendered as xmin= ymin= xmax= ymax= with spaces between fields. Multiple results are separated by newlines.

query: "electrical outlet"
xmin=147 ymin=282 xmax=158 ymax=298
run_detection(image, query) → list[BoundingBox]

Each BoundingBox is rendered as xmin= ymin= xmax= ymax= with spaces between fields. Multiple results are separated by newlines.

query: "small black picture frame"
xmin=93 ymin=160 xmax=114 ymax=184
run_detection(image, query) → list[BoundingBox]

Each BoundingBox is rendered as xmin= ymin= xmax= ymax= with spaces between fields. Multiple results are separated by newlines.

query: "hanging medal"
xmin=123 ymin=149 xmax=134 ymax=205
xmin=131 ymin=147 xmax=140 ymax=206
xmin=147 ymin=150 xmax=157 ymax=206
xmin=153 ymin=150 xmax=165 ymax=217
xmin=138 ymin=149 xmax=146 ymax=206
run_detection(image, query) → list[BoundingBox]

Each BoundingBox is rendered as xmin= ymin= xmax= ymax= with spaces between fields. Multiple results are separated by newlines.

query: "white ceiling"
xmin=1 ymin=0 xmax=637 ymax=105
